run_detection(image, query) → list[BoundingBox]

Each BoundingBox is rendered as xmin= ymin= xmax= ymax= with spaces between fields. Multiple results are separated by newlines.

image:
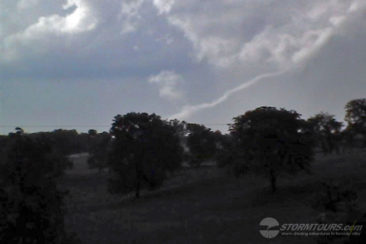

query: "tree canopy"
xmin=185 ymin=123 xmax=220 ymax=167
xmin=229 ymin=107 xmax=314 ymax=192
xmin=345 ymin=99 xmax=366 ymax=144
xmin=0 ymin=130 xmax=77 ymax=244
xmin=87 ymin=132 xmax=111 ymax=172
xmin=107 ymin=113 xmax=183 ymax=198
xmin=345 ymin=98 xmax=366 ymax=128
xmin=307 ymin=112 xmax=343 ymax=154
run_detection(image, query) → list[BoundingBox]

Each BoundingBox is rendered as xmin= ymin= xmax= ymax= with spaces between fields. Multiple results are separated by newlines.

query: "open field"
xmin=62 ymin=150 xmax=366 ymax=244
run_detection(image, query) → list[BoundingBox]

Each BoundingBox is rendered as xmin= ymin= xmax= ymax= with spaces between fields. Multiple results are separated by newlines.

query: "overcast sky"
xmin=1 ymin=0 xmax=366 ymax=134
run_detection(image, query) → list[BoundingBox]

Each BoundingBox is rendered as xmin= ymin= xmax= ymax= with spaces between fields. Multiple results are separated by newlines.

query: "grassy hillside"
xmin=62 ymin=150 xmax=366 ymax=244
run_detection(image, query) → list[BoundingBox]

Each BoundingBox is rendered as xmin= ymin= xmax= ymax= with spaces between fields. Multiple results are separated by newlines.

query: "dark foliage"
xmin=307 ymin=112 xmax=343 ymax=154
xmin=229 ymin=106 xmax=314 ymax=192
xmin=185 ymin=123 xmax=220 ymax=167
xmin=215 ymin=134 xmax=247 ymax=176
xmin=315 ymin=182 xmax=358 ymax=213
xmin=314 ymin=182 xmax=363 ymax=244
xmin=107 ymin=113 xmax=184 ymax=198
xmin=87 ymin=132 xmax=111 ymax=172
xmin=0 ymin=130 xmax=79 ymax=244
xmin=27 ymin=129 xmax=105 ymax=157
xmin=345 ymin=99 xmax=366 ymax=147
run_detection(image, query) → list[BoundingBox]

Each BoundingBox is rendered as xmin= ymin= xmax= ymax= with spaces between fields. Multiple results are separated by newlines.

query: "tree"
xmin=307 ymin=112 xmax=343 ymax=154
xmin=229 ymin=107 xmax=314 ymax=192
xmin=345 ymin=98 xmax=366 ymax=127
xmin=49 ymin=129 xmax=80 ymax=155
xmin=185 ymin=123 xmax=218 ymax=167
xmin=87 ymin=132 xmax=111 ymax=172
xmin=0 ymin=129 xmax=78 ymax=244
xmin=88 ymin=129 xmax=97 ymax=137
xmin=345 ymin=98 xmax=366 ymax=147
xmin=216 ymin=134 xmax=248 ymax=176
xmin=108 ymin=113 xmax=183 ymax=198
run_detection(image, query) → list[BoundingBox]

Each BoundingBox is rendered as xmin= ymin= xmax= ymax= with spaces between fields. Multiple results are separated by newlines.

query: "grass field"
xmin=62 ymin=150 xmax=366 ymax=244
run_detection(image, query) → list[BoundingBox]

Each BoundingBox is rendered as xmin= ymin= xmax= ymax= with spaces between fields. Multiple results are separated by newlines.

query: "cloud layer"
xmin=148 ymin=70 xmax=184 ymax=101
xmin=1 ymin=0 xmax=366 ymax=133
xmin=163 ymin=0 xmax=366 ymax=119
xmin=163 ymin=0 xmax=359 ymax=68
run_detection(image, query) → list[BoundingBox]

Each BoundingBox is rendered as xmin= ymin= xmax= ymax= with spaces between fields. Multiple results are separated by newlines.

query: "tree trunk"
xmin=269 ymin=168 xmax=277 ymax=192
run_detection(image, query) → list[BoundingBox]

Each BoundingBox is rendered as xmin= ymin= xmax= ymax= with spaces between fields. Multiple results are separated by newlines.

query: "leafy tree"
xmin=87 ymin=132 xmax=111 ymax=172
xmin=0 ymin=130 xmax=78 ymax=244
xmin=345 ymin=98 xmax=366 ymax=146
xmin=186 ymin=123 xmax=218 ymax=167
xmin=31 ymin=130 xmax=83 ymax=155
xmin=216 ymin=134 xmax=248 ymax=176
xmin=0 ymin=135 xmax=8 ymax=152
xmin=30 ymin=129 xmax=93 ymax=156
xmin=168 ymin=119 xmax=188 ymax=142
xmin=88 ymin=129 xmax=98 ymax=137
xmin=307 ymin=112 xmax=343 ymax=154
xmin=345 ymin=98 xmax=366 ymax=127
xmin=108 ymin=113 xmax=183 ymax=198
xmin=49 ymin=129 xmax=80 ymax=155
xmin=340 ymin=127 xmax=357 ymax=152
xmin=229 ymin=107 xmax=314 ymax=192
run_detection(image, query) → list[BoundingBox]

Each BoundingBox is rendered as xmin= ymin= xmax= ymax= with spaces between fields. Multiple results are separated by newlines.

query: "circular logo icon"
xmin=259 ymin=217 xmax=280 ymax=239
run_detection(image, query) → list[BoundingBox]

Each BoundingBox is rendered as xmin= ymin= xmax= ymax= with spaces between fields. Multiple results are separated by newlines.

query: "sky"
xmin=1 ymin=0 xmax=366 ymax=134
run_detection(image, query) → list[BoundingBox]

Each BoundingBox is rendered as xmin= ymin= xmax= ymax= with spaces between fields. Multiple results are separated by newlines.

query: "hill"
xmin=62 ymin=150 xmax=366 ymax=243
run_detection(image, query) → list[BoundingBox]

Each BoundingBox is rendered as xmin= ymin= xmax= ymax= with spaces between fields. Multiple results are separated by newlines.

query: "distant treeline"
xmin=1 ymin=98 xmax=365 ymax=157
xmin=0 ymin=128 xmax=109 ymax=156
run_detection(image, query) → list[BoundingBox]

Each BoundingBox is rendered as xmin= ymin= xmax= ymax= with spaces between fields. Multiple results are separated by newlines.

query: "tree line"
xmin=0 ymin=98 xmax=365 ymax=243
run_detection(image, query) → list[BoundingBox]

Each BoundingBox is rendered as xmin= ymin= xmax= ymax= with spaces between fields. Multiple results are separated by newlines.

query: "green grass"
xmin=62 ymin=150 xmax=366 ymax=244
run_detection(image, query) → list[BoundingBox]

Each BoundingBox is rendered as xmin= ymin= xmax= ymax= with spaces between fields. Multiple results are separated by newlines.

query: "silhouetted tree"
xmin=87 ymin=132 xmax=111 ymax=172
xmin=230 ymin=107 xmax=314 ymax=192
xmin=88 ymin=129 xmax=97 ymax=137
xmin=307 ymin=112 xmax=343 ymax=154
xmin=215 ymin=133 xmax=249 ymax=176
xmin=340 ymin=127 xmax=356 ymax=153
xmin=30 ymin=129 xmax=86 ymax=155
xmin=345 ymin=98 xmax=366 ymax=147
xmin=186 ymin=123 xmax=218 ymax=167
xmin=0 ymin=135 xmax=7 ymax=152
xmin=108 ymin=113 xmax=183 ymax=198
xmin=0 ymin=129 xmax=78 ymax=244
xmin=49 ymin=129 xmax=80 ymax=154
